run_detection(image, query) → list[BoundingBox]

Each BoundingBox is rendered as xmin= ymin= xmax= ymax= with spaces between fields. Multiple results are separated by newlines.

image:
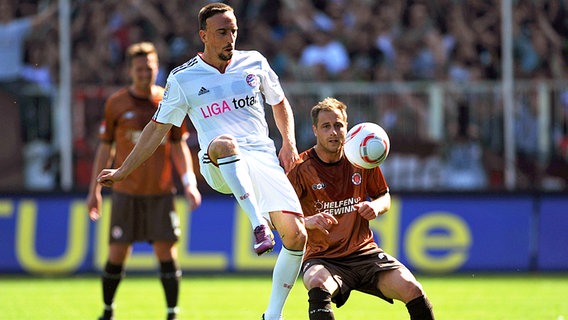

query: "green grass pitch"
xmin=0 ymin=273 xmax=566 ymax=319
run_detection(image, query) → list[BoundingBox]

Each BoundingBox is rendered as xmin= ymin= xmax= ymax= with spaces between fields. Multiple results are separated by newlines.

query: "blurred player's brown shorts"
xmin=302 ymin=249 xmax=404 ymax=308
xmin=109 ymin=192 xmax=180 ymax=243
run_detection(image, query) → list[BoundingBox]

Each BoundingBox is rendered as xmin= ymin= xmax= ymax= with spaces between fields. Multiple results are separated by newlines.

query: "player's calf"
xmin=406 ymin=295 xmax=435 ymax=320
xmin=308 ymin=287 xmax=335 ymax=320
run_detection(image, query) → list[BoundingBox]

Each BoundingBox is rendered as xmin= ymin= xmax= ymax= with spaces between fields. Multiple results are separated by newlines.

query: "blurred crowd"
xmin=3 ymin=0 xmax=568 ymax=191
xmin=11 ymin=0 xmax=568 ymax=88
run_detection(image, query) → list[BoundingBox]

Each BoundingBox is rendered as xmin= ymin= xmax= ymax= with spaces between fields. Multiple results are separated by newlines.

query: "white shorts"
xmin=198 ymin=146 xmax=303 ymax=219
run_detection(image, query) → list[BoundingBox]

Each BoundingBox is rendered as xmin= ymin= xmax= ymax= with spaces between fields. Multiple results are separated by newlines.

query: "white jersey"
xmin=153 ymin=50 xmax=285 ymax=152
xmin=154 ymin=50 xmax=302 ymax=215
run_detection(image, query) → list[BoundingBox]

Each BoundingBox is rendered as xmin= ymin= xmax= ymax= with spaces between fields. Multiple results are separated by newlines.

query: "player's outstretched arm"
xmin=97 ymin=121 xmax=173 ymax=186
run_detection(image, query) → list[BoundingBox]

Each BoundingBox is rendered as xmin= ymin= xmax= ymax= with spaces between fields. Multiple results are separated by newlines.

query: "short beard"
xmin=218 ymin=52 xmax=232 ymax=61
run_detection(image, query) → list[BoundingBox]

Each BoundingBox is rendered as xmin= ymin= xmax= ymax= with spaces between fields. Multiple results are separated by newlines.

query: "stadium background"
xmin=0 ymin=0 xmax=567 ymax=275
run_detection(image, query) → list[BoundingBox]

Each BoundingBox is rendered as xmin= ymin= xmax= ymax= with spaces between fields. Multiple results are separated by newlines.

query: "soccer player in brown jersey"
xmin=86 ymin=42 xmax=202 ymax=320
xmin=287 ymin=97 xmax=435 ymax=319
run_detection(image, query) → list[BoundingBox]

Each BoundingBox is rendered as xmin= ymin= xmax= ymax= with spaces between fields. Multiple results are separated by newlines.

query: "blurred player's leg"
xmin=159 ymin=260 xmax=181 ymax=320
xmin=154 ymin=241 xmax=180 ymax=320
xmin=98 ymin=242 xmax=130 ymax=320
xmin=99 ymin=261 xmax=123 ymax=320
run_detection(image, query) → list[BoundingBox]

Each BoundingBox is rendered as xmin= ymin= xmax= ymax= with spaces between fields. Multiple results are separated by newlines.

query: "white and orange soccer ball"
xmin=343 ymin=122 xmax=390 ymax=169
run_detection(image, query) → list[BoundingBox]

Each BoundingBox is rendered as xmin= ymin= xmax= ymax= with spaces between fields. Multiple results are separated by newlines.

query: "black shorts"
xmin=302 ymin=249 xmax=403 ymax=308
xmin=109 ymin=192 xmax=179 ymax=244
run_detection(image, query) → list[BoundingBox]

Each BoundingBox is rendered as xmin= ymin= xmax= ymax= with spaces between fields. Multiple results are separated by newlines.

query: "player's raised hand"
xmin=304 ymin=212 xmax=338 ymax=235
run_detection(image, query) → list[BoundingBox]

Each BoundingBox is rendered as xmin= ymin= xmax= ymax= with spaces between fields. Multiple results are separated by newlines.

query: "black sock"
xmin=406 ymin=295 xmax=435 ymax=320
xmin=160 ymin=260 xmax=181 ymax=316
xmin=100 ymin=304 xmax=114 ymax=320
xmin=166 ymin=310 xmax=178 ymax=320
xmin=308 ymin=287 xmax=335 ymax=320
xmin=101 ymin=261 xmax=124 ymax=318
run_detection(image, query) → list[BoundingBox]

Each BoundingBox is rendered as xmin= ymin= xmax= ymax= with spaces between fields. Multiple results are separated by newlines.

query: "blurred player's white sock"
xmin=217 ymin=155 xmax=264 ymax=228
xmin=264 ymin=246 xmax=304 ymax=319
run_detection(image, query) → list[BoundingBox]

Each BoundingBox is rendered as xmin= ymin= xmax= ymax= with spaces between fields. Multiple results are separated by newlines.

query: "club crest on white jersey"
xmin=245 ymin=73 xmax=259 ymax=87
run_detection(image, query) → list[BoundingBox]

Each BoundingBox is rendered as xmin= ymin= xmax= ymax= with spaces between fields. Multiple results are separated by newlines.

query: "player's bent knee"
xmin=281 ymin=228 xmax=307 ymax=251
xmin=213 ymin=134 xmax=238 ymax=147
xmin=402 ymin=281 xmax=426 ymax=303
xmin=209 ymin=135 xmax=239 ymax=159
xmin=305 ymin=276 xmax=327 ymax=289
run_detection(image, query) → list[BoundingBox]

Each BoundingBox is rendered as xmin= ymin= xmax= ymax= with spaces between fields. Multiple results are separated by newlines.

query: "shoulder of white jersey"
xmin=234 ymin=49 xmax=266 ymax=61
xmin=170 ymin=56 xmax=200 ymax=76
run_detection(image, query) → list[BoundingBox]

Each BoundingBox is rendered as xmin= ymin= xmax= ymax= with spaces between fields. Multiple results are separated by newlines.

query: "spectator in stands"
xmin=514 ymin=92 xmax=540 ymax=188
xmin=398 ymin=1 xmax=446 ymax=80
xmin=463 ymin=0 xmax=501 ymax=80
xmin=272 ymin=30 xmax=309 ymax=81
xmin=346 ymin=24 xmax=383 ymax=81
xmin=537 ymin=0 xmax=567 ymax=77
xmin=0 ymin=0 xmax=56 ymax=89
xmin=0 ymin=0 xmax=57 ymax=191
xmin=12 ymin=0 xmax=568 ymax=194
xmin=341 ymin=1 xmax=383 ymax=80
xmin=513 ymin=3 xmax=543 ymax=78
xmin=71 ymin=2 xmax=120 ymax=85
xmin=373 ymin=0 xmax=403 ymax=66
xmin=53 ymin=0 xmax=567 ymax=85
xmin=443 ymin=100 xmax=488 ymax=190
xmin=21 ymin=42 xmax=54 ymax=94
xmin=299 ymin=27 xmax=350 ymax=80
xmin=443 ymin=3 xmax=478 ymax=82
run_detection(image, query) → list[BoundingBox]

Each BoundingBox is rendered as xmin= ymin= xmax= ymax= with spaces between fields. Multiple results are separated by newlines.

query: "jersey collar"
xmin=197 ymin=52 xmax=232 ymax=74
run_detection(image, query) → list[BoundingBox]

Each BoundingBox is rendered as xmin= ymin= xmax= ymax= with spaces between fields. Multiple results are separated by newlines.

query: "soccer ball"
xmin=344 ymin=122 xmax=390 ymax=169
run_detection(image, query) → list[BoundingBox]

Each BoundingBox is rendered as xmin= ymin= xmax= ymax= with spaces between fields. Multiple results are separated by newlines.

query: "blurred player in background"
xmin=287 ymin=98 xmax=435 ymax=320
xmin=96 ymin=3 xmax=306 ymax=320
xmin=86 ymin=42 xmax=202 ymax=320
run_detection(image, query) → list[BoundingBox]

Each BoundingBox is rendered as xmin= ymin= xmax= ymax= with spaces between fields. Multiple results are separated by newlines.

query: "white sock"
xmin=217 ymin=155 xmax=264 ymax=228
xmin=264 ymin=246 xmax=304 ymax=319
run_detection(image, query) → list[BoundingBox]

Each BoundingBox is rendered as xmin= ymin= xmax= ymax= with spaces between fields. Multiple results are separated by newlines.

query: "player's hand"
xmin=355 ymin=201 xmax=379 ymax=220
xmin=97 ymin=168 xmax=124 ymax=187
xmin=86 ymin=191 xmax=102 ymax=221
xmin=278 ymin=143 xmax=299 ymax=173
xmin=305 ymin=213 xmax=338 ymax=235
xmin=183 ymin=184 xmax=202 ymax=212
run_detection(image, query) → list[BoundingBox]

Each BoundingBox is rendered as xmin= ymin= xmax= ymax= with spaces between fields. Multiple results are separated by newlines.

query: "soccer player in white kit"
xmin=97 ymin=3 xmax=307 ymax=320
